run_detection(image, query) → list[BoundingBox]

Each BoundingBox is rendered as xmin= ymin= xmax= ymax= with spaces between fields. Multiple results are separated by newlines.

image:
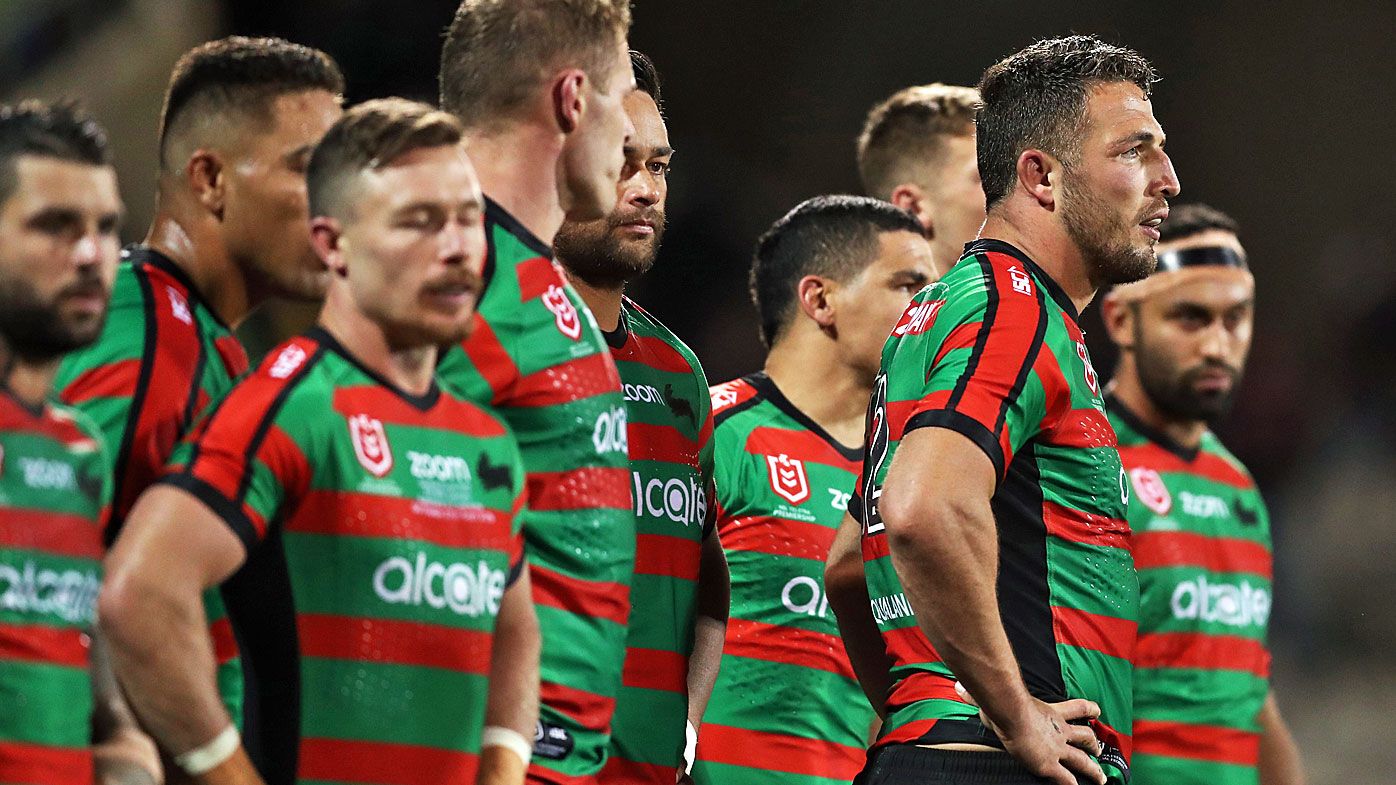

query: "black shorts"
xmin=862 ymin=745 xmax=1075 ymax=785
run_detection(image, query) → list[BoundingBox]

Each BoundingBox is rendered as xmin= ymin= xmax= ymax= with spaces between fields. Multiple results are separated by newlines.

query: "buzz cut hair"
xmin=857 ymin=83 xmax=979 ymax=199
xmin=751 ymin=194 xmax=925 ymax=347
xmin=631 ymin=49 xmax=662 ymax=111
xmin=307 ymin=97 xmax=465 ymax=220
xmin=158 ymin=36 xmax=344 ymax=172
xmin=977 ymin=34 xmax=1157 ymax=209
xmin=0 ymin=99 xmax=110 ymax=203
xmin=1158 ymin=203 xmax=1239 ymax=243
xmin=439 ymin=0 xmax=632 ymax=129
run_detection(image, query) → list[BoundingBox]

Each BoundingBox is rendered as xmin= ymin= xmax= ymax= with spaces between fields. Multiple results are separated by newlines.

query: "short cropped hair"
xmin=307 ymin=98 xmax=465 ymax=220
xmin=1158 ymin=203 xmax=1239 ymax=243
xmin=751 ymin=195 xmax=925 ymax=347
xmin=158 ymin=36 xmax=344 ymax=171
xmin=977 ymin=35 xmax=1157 ymax=209
xmin=857 ymin=83 xmax=979 ymax=198
xmin=440 ymin=0 xmax=631 ymax=128
xmin=0 ymin=100 xmax=110 ymax=203
xmin=631 ymin=50 xmax=662 ymax=110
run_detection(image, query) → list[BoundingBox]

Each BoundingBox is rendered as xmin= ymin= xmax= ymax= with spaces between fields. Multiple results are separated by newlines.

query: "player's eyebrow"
xmin=1114 ymin=129 xmax=1163 ymax=148
xmin=625 ymin=144 xmax=675 ymax=159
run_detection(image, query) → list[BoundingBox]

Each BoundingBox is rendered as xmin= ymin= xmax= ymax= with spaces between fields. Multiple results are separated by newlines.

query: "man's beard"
xmin=555 ymin=208 xmax=665 ymax=289
xmin=0 ymin=273 xmax=107 ymax=362
xmin=1135 ymin=331 xmax=1241 ymax=423
xmin=1060 ymin=172 xmax=1159 ymax=287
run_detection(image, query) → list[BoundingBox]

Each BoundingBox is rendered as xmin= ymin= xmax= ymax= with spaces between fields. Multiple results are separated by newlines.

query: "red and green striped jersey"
xmin=160 ymin=327 xmax=526 ymax=785
xmin=694 ymin=372 xmax=874 ymax=785
xmin=436 ymin=199 xmax=633 ymax=785
xmin=0 ymin=391 xmax=111 ymax=785
xmin=53 ymin=245 xmax=249 ymax=723
xmin=1109 ymin=397 xmax=1272 ymax=785
xmin=600 ymin=298 xmax=714 ymax=785
xmin=853 ymin=240 xmax=1138 ymax=784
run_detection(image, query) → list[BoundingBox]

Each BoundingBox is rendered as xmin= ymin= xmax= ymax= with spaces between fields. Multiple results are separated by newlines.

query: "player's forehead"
xmin=1083 ymin=81 xmax=1163 ymax=147
xmin=6 ymin=155 xmax=120 ymax=215
xmin=1158 ymin=229 xmax=1245 ymax=258
xmin=864 ymin=229 xmax=935 ymax=277
xmin=246 ymin=89 xmax=343 ymax=155
xmin=1149 ymin=276 xmax=1254 ymax=313
xmin=357 ymin=144 xmax=481 ymax=213
xmin=623 ymin=91 xmax=668 ymax=155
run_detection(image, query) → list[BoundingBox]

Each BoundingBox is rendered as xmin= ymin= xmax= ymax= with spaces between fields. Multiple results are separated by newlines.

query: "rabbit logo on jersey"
xmin=373 ymin=552 xmax=506 ymax=618
xmin=349 ymin=414 xmax=393 ymax=477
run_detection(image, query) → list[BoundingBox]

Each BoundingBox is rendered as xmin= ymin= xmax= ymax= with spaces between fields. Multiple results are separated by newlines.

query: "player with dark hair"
xmin=100 ymin=98 xmax=540 ymax=785
xmin=436 ymin=3 xmax=639 ymax=783
xmin=858 ymin=83 xmax=984 ymax=275
xmin=693 ymin=195 xmax=934 ymax=785
xmin=1101 ymin=204 xmax=1305 ymax=785
xmin=553 ymin=50 xmax=728 ymax=785
xmin=826 ymin=34 xmax=1180 ymax=785
xmin=54 ymin=36 xmax=344 ymax=726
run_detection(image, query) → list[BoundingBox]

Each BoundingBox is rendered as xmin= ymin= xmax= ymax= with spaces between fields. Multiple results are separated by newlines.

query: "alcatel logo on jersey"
xmin=593 ymin=406 xmax=628 ymax=455
xmin=1171 ymin=576 xmax=1270 ymax=629
xmin=1180 ymin=491 xmax=1229 ymax=519
xmin=782 ymin=576 xmax=830 ymax=618
xmin=349 ymin=414 xmax=393 ymax=477
xmin=632 ymin=472 xmax=707 ymax=526
xmin=541 ymin=284 xmax=582 ymax=341
xmin=269 ymin=344 xmax=308 ymax=379
xmin=1007 ymin=265 xmax=1034 ymax=296
xmin=0 ymin=560 xmax=99 ymax=623
xmin=767 ymin=453 xmax=810 ymax=505
xmin=407 ymin=451 xmax=471 ymax=484
xmin=373 ymin=553 xmax=505 ymax=618
xmin=892 ymin=299 xmax=944 ymax=337
xmin=1130 ymin=467 xmax=1170 ymax=515
xmin=19 ymin=458 xmax=77 ymax=492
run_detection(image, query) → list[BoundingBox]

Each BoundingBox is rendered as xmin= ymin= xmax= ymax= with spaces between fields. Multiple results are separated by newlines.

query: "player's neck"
xmin=317 ymin=288 xmax=435 ymax=398
xmin=464 ymin=129 xmax=566 ymax=246
xmin=145 ymin=211 xmax=253 ymax=327
xmin=765 ymin=326 xmax=869 ymax=448
xmin=0 ymin=348 xmax=58 ymax=410
xmin=565 ymin=274 xmax=623 ymax=332
xmin=981 ymin=209 xmax=1096 ymax=314
xmin=1107 ymin=366 xmax=1206 ymax=450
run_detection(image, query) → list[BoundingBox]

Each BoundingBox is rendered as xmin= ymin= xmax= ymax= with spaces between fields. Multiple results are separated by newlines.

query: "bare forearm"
xmin=825 ymin=513 xmax=895 ymax=715
xmin=686 ymin=534 xmax=729 ymax=726
xmin=484 ymin=575 xmax=540 ymax=738
xmin=1258 ymin=692 xmax=1305 ymax=785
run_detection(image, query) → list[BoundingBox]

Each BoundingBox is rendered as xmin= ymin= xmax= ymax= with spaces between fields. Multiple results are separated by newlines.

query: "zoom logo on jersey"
xmin=0 ymin=560 xmax=99 ymax=623
xmin=633 ymin=471 xmax=707 ymax=526
xmin=624 ymin=383 xmax=664 ymax=404
xmin=782 ymin=575 xmax=830 ymax=618
xmin=1171 ymin=576 xmax=1271 ymax=628
xmin=19 ymin=457 xmax=77 ymax=491
xmin=407 ymin=450 xmax=471 ymax=483
xmin=542 ymin=284 xmax=582 ymax=340
xmin=593 ymin=406 xmax=628 ymax=455
xmin=373 ymin=553 xmax=505 ymax=617
xmin=1180 ymin=491 xmax=1228 ymax=519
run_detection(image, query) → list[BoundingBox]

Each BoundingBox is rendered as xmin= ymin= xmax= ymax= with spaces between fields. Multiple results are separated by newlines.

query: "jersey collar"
xmin=1104 ymin=392 xmax=1201 ymax=463
xmin=306 ymin=326 xmax=441 ymax=412
xmin=962 ymin=238 xmax=1079 ymax=323
xmin=126 ymin=244 xmax=233 ymax=332
xmin=747 ymin=371 xmax=863 ymax=462
xmin=483 ymin=196 xmax=554 ymax=260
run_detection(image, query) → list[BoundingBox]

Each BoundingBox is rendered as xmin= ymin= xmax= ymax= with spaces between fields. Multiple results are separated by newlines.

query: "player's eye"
xmin=648 ymin=161 xmax=670 ymax=176
xmin=1122 ymin=146 xmax=1142 ymax=160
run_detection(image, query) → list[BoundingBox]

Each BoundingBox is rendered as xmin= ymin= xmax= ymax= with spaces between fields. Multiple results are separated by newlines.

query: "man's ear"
xmin=796 ymin=274 xmax=836 ymax=330
xmin=309 ymin=216 xmax=347 ymax=279
xmin=551 ymin=69 xmax=588 ymax=134
xmin=1100 ymin=294 xmax=1136 ymax=351
xmin=1015 ymin=148 xmax=1059 ymax=210
xmin=890 ymin=182 xmax=934 ymax=239
xmin=186 ymin=150 xmax=226 ymax=219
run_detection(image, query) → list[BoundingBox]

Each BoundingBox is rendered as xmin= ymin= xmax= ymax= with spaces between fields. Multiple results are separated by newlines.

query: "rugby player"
xmin=553 ymin=52 xmax=728 ymax=785
xmin=827 ymin=35 xmax=1180 ymax=785
xmin=0 ymin=99 xmax=158 ymax=785
xmin=436 ymin=3 xmax=639 ymax=783
xmin=695 ymin=196 xmax=935 ymax=785
xmin=1101 ymin=203 xmax=1305 ymax=785
xmin=55 ymin=37 xmax=344 ymax=726
xmin=100 ymin=99 xmax=539 ymax=785
xmin=857 ymin=83 xmax=984 ymax=277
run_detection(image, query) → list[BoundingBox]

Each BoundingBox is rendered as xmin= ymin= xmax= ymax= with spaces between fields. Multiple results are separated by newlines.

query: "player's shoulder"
xmin=1199 ymin=430 xmax=1258 ymax=487
xmin=709 ymin=373 xmax=785 ymax=432
xmin=43 ymin=401 xmax=109 ymax=460
xmin=621 ymin=298 xmax=707 ymax=379
xmin=235 ymin=333 xmax=335 ymax=412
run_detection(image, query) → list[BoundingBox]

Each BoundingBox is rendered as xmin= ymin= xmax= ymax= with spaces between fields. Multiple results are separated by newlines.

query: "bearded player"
xmin=553 ymin=51 xmax=729 ymax=785
xmin=436 ymin=3 xmax=640 ymax=783
xmin=1101 ymin=203 xmax=1304 ymax=785
xmin=827 ymin=35 xmax=1180 ymax=785
xmin=100 ymin=99 xmax=539 ymax=785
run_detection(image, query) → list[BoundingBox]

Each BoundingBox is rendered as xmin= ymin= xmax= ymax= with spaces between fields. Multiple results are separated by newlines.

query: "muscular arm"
xmin=90 ymin=630 xmax=162 ymax=785
xmin=824 ymin=511 xmax=895 ymax=717
xmin=478 ymin=568 xmax=541 ymax=785
xmin=687 ymin=529 xmax=729 ymax=728
xmin=99 ymin=486 xmax=260 ymax=785
xmin=1258 ymin=691 xmax=1305 ymax=785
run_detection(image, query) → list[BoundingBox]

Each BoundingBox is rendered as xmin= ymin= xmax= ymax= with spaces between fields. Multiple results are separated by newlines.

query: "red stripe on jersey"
xmin=57 ymin=358 xmax=141 ymax=404
xmin=298 ymin=737 xmax=478 ymax=785
xmin=515 ymin=256 xmax=561 ymax=302
xmin=709 ymin=379 xmax=758 ymax=415
xmin=0 ymin=399 xmax=90 ymax=444
xmin=932 ymin=322 xmax=982 ymax=366
xmin=1133 ymin=531 xmax=1272 ymax=579
xmin=528 ymin=764 xmax=598 ymax=785
xmin=1046 ymin=407 xmax=1118 ymax=450
xmin=509 ymin=353 xmax=621 ymax=410
xmin=873 ymin=717 xmax=942 ymax=748
xmin=635 ymin=534 xmax=701 ymax=581
xmin=627 ymin=422 xmax=699 ymax=465
xmin=298 ymin=614 xmax=493 ymax=674
xmin=213 ymin=334 xmax=249 ymax=378
xmin=332 ymin=386 xmax=505 ymax=437
xmin=0 ymin=624 xmax=87 ymax=668
xmin=287 ymin=490 xmax=516 ymax=551
xmin=526 ymin=467 xmax=631 ymax=512
xmin=621 ymin=646 xmax=688 ymax=694
xmin=1132 ymin=719 xmax=1258 ymax=766
xmin=880 ymin=627 xmax=947 ymax=679
xmin=884 ymin=666 xmax=960 ymax=709
xmin=530 ymin=563 xmax=630 ymax=626
xmin=722 ymin=618 xmax=855 ymax=679
xmin=1052 ymin=606 xmax=1136 ymax=660
xmin=208 ymin=616 xmax=239 ymax=666
xmin=539 ymin=679 xmax=618 ymax=733
xmin=719 ymin=515 xmax=834 ymax=562
xmin=612 ymin=334 xmax=695 ymax=376
xmin=1091 ymin=717 xmax=1133 ymax=760
xmin=1116 ymin=443 xmax=1252 ymax=489
xmin=743 ymin=426 xmax=859 ymax=471
xmin=458 ymin=316 xmax=520 ymax=403
xmin=0 ymin=510 xmax=102 ymax=559
xmin=0 ymin=742 xmax=91 ymax=785
xmin=1136 ymin=631 xmax=1270 ymax=677
xmin=890 ymin=392 xmax=951 ymax=441
xmin=1042 ymin=501 xmax=1130 ymax=551
xmin=698 ymin=723 xmax=866 ymax=779
xmin=600 ymin=756 xmax=676 ymax=785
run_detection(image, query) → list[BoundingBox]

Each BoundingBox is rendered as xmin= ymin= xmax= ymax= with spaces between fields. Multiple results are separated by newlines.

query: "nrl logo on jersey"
xmin=349 ymin=414 xmax=394 ymax=477
xmin=541 ymin=284 xmax=582 ymax=341
xmin=766 ymin=453 xmax=810 ymax=505
xmin=1130 ymin=467 xmax=1171 ymax=515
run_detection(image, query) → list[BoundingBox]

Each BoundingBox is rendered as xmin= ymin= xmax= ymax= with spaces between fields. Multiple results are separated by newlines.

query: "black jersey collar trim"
xmin=1105 ymin=393 xmax=1201 ymax=463
xmin=126 ymin=244 xmax=233 ymax=331
xmin=747 ymin=371 xmax=863 ymax=461
xmin=964 ymin=238 xmax=1079 ymax=323
xmin=601 ymin=300 xmax=631 ymax=349
xmin=305 ymin=326 xmax=441 ymax=412
xmin=483 ymin=197 xmax=554 ymax=259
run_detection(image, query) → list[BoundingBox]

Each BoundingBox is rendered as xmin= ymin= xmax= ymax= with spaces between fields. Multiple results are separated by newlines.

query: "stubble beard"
xmin=555 ymin=212 xmax=665 ymax=290
xmin=1060 ymin=173 xmax=1158 ymax=288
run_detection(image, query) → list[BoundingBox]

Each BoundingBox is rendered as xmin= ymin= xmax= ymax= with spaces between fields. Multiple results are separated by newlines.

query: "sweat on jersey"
xmin=0 ymin=392 xmax=111 ymax=784
xmin=54 ymin=245 xmax=250 ymax=726
xmin=852 ymin=240 xmax=1138 ymax=784
xmin=1110 ymin=397 xmax=1273 ymax=785
xmin=694 ymin=372 xmax=874 ymax=785
xmin=599 ymin=298 xmax=714 ymax=785
xmin=435 ymin=200 xmax=633 ymax=785
xmin=159 ymin=328 xmax=526 ymax=785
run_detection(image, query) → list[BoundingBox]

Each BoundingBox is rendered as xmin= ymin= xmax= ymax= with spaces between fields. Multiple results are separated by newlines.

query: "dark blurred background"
xmin=7 ymin=1 xmax=1394 ymax=779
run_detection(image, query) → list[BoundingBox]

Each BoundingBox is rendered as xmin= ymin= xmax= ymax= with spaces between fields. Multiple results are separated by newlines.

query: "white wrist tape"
xmin=481 ymin=726 xmax=533 ymax=766
xmin=683 ymin=720 xmax=698 ymax=774
xmin=174 ymin=725 xmax=240 ymax=775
